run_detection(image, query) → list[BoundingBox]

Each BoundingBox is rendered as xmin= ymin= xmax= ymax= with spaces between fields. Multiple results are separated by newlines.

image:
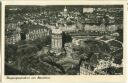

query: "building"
xmin=79 ymin=62 xmax=95 ymax=75
xmin=5 ymin=23 xmax=21 ymax=44
xmin=26 ymin=27 xmax=51 ymax=41
xmin=6 ymin=33 xmax=21 ymax=44
xmin=79 ymin=61 xmax=107 ymax=75
xmin=80 ymin=66 xmax=95 ymax=75
xmin=63 ymin=6 xmax=68 ymax=18
xmin=94 ymin=59 xmax=111 ymax=71
xmin=51 ymin=28 xmax=62 ymax=51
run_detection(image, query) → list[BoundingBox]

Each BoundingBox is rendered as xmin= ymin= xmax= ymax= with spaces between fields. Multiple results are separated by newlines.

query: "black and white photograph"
xmin=5 ymin=5 xmax=123 ymax=75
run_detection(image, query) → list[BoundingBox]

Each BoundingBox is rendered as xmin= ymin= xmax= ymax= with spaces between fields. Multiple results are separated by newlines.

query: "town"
xmin=5 ymin=5 xmax=123 ymax=75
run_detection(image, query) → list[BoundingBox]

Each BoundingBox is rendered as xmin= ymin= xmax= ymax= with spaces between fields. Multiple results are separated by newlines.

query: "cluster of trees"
xmin=5 ymin=35 xmax=53 ymax=74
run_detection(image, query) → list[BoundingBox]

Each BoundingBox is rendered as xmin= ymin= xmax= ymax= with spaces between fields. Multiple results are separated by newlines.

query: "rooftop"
xmin=52 ymin=28 xmax=62 ymax=34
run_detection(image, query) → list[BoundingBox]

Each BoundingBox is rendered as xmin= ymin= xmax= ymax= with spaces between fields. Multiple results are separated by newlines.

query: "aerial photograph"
xmin=5 ymin=5 xmax=123 ymax=75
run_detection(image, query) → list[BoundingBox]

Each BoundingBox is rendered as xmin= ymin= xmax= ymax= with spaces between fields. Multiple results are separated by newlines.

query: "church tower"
xmin=63 ymin=6 xmax=68 ymax=18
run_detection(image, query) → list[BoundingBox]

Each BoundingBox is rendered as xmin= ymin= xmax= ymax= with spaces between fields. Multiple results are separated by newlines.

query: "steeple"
xmin=64 ymin=6 xmax=67 ymax=12
xmin=63 ymin=6 xmax=68 ymax=18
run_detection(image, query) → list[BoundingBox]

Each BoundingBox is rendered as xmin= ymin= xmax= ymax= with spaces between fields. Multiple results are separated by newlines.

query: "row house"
xmin=26 ymin=28 xmax=51 ymax=41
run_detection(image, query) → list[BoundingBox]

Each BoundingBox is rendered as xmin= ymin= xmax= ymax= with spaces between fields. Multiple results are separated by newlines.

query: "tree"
xmin=5 ymin=44 xmax=18 ymax=63
xmin=62 ymin=32 xmax=72 ymax=46
xmin=16 ymin=44 xmax=38 ymax=70
xmin=39 ymin=55 xmax=66 ymax=74
xmin=116 ymin=28 xmax=123 ymax=42
xmin=20 ymin=22 xmax=29 ymax=40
